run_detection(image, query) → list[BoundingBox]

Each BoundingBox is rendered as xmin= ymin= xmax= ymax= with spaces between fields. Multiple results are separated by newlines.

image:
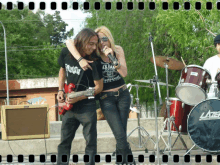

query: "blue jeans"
xmin=57 ymin=102 xmax=97 ymax=165
xmin=99 ymin=88 xmax=135 ymax=164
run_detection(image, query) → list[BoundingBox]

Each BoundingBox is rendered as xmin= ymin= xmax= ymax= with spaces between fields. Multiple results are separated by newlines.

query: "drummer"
xmin=203 ymin=34 xmax=220 ymax=98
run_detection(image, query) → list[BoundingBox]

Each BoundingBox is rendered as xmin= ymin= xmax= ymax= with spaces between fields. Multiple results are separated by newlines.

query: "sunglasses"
xmin=100 ymin=36 xmax=109 ymax=42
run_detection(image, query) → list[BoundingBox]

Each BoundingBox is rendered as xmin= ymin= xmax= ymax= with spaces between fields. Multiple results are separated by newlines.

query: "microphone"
xmin=107 ymin=53 xmax=118 ymax=66
xmin=102 ymin=48 xmax=119 ymax=66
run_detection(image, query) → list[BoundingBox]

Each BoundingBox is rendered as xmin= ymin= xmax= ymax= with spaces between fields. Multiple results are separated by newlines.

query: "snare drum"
xmin=176 ymin=65 xmax=211 ymax=106
xmin=188 ymin=99 xmax=220 ymax=152
xmin=164 ymin=97 xmax=192 ymax=134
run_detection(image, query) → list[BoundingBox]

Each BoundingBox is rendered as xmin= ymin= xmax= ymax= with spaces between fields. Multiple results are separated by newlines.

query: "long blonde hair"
xmin=95 ymin=26 xmax=118 ymax=54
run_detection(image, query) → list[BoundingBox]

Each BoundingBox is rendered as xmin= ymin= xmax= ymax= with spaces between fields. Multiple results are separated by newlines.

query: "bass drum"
xmin=188 ymin=99 xmax=220 ymax=152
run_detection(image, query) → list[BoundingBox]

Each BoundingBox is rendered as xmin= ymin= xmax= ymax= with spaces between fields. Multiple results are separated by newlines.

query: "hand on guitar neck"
xmin=58 ymin=83 xmax=95 ymax=115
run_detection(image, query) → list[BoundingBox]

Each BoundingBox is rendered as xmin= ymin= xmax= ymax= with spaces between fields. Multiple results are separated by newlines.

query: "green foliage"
xmin=155 ymin=0 xmax=219 ymax=65
xmin=0 ymin=5 xmax=73 ymax=81
xmin=83 ymin=0 xmax=220 ymax=105
xmin=43 ymin=11 xmax=73 ymax=45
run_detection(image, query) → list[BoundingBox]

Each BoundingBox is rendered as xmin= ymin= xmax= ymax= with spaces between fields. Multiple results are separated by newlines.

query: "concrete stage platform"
xmin=0 ymin=118 xmax=218 ymax=164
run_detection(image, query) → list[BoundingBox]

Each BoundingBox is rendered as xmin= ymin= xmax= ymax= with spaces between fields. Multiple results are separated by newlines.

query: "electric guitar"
xmin=58 ymin=83 xmax=95 ymax=115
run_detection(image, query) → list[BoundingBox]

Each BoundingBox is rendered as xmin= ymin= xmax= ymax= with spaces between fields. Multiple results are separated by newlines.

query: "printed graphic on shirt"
xmin=65 ymin=63 xmax=81 ymax=77
xmin=101 ymin=61 xmax=121 ymax=83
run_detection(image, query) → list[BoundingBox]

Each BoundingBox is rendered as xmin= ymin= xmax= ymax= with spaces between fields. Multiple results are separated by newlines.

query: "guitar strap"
xmin=75 ymin=69 xmax=84 ymax=92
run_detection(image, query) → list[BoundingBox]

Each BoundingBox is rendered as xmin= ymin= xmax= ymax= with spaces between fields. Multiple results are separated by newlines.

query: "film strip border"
xmin=0 ymin=154 xmax=220 ymax=163
xmin=0 ymin=1 xmax=220 ymax=10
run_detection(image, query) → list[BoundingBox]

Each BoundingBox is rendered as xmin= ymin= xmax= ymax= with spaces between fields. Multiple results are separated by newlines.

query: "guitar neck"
xmin=67 ymin=91 xmax=88 ymax=98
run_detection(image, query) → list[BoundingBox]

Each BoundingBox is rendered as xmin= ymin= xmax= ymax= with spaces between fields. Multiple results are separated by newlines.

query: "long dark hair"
xmin=69 ymin=28 xmax=101 ymax=61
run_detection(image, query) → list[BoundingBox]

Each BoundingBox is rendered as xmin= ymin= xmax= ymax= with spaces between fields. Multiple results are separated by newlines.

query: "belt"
xmin=100 ymin=85 xmax=127 ymax=100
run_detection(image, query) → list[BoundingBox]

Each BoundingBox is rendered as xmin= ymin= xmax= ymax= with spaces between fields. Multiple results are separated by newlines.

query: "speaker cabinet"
xmin=1 ymin=104 xmax=50 ymax=140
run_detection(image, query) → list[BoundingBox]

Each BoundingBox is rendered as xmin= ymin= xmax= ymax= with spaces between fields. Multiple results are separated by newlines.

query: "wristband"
xmin=77 ymin=57 xmax=84 ymax=63
xmin=58 ymin=90 xmax=64 ymax=93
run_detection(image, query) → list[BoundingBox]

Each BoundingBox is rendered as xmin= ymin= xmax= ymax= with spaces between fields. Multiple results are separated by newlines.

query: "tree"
xmin=43 ymin=11 xmax=74 ymax=45
xmin=154 ymin=0 xmax=219 ymax=65
xmin=0 ymin=4 xmax=73 ymax=81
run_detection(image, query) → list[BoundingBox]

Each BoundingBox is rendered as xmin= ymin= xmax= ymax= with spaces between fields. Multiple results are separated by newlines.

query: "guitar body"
xmin=58 ymin=83 xmax=76 ymax=115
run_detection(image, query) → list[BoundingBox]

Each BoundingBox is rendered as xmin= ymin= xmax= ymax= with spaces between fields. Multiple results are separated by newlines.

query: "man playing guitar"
xmin=57 ymin=28 xmax=103 ymax=165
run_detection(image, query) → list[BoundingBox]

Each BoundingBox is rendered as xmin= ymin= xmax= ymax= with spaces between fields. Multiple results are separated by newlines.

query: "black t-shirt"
xmin=58 ymin=47 xmax=103 ymax=106
xmin=100 ymin=52 xmax=125 ymax=91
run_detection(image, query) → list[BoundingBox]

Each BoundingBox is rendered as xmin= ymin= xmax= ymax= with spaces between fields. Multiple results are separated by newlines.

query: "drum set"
xmin=131 ymin=55 xmax=220 ymax=155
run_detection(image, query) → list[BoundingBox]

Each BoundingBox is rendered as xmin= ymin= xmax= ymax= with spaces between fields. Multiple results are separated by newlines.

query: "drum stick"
xmin=181 ymin=56 xmax=186 ymax=67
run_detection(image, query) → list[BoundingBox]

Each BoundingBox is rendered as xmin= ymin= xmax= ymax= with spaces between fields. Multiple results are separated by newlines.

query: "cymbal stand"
xmin=149 ymin=33 xmax=163 ymax=164
xmin=153 ymin=62 xmax=172 ymax=155
xmin=164 ymin=62 xmax=172 ymax=155
xmin=154 ymin=62 xmax=188 ymax=154
xmin=127 ymin=84 xmax=156 ymax=152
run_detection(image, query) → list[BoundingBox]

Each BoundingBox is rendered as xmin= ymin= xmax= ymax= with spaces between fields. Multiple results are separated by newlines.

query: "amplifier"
xmin=1 ymin=104 xmax=50 ymax=140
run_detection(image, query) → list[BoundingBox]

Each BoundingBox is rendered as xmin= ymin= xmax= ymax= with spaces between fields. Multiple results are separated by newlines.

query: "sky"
xmin=3 ymin=0 xmax=90 ymax=39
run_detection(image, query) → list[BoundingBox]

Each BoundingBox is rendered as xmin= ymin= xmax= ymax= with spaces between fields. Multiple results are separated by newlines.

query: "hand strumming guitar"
xmin=58 ymin=92 xmax=80 ymax=114
xmin=58 ymin=83 xmax=94 ymax=115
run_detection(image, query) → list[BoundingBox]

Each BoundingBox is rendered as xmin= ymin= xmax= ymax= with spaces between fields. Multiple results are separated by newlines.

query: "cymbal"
xmin=135 ymin=80 xmax=174 ymax=87
xmin=150 ymin=56 xmax=185 ymax=70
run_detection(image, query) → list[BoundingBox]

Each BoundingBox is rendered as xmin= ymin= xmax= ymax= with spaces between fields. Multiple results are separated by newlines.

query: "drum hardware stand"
xmin=168 ymin=117 xmax=188 ymax=151
xmin=149 ymin=33 xmax=163 ymax=164
xmin=127 ymin=84 xmax=156 ymax=153
xmin=206 ymin=80 xmax=220 ymax=99
xmin=152 ymin=61 xmax=172 ymax=156
xmin=213 ymin=82 xmax=219 ymax=98
xmin=157 ymin=116 xmax=188 ymax=154
xmin=154 ymin=62 xmax=188 ymax=155
xmin=164 ymin=62 xmax=172 ymax=156
xmin=183 ymin=141 xmax=199 ymax=156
